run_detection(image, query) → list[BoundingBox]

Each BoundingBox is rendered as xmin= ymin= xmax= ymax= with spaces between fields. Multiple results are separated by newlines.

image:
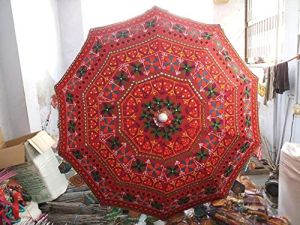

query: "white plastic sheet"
xmin=278 ymin=142 xmax=300 ymax=225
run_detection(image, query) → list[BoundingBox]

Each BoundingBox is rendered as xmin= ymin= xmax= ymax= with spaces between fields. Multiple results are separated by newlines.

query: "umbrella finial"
xmin=158 ymin=112 xmax=168 ymax=123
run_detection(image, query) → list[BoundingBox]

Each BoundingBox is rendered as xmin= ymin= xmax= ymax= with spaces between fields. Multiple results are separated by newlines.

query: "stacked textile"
xmin=162 ymin=176 xmax=289 ymax=225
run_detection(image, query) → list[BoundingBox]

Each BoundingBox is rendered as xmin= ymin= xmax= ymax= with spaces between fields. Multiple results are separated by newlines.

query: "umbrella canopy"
xmin=55 ymin=7 xmax=260 ymax=219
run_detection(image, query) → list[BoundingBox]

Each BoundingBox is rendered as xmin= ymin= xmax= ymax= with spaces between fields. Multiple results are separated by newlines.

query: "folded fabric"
xmin=243 ymin=194 xmax=267 ymax=213
xmin=263 ymin=66 xmax=275 ymax=105
xmin=274 ymin=62 xmax=289 ymax=94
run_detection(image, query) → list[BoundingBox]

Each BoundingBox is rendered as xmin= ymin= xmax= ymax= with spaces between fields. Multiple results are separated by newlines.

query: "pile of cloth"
xmin=103 ymin=175 xmax=289 ymax=225
xmin=161 ymin=176 xmax=289 ymax=225
xmin=0 ymin=169 xmax=51 ymax=225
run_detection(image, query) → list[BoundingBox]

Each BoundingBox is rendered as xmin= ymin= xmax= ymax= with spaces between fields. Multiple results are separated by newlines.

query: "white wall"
xmin=80 ymin=0 xmax=245 ymax=58
xmin=57 ymin=0 xmax=85 ymax=72
xmin=10 ymin=0 xmax=64 ymax=136
xmin=0 ymin=66 xmax=13 ymax=140
xmin=0 ymin=0 xmax=30 ymax=140
xmin=81 ymin=0 xmax=214 ymax=36
xmin=214 ymin=0 xmax=245 ymax=58
xmin=282 ymin=0 xmax=300 ymax=143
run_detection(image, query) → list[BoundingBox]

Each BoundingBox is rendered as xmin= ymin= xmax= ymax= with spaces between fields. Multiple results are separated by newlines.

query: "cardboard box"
xmin=13 ymin=149 xmax=69 ymax=203
xmin=0 ymin=129 xmax=68 ymax=203
xmin=0 ymin=129 xmax=38 ymax=170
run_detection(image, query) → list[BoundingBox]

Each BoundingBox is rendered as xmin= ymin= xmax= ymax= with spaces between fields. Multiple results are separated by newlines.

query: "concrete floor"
xmin=248 ymin=174 xmax=269 ymax=186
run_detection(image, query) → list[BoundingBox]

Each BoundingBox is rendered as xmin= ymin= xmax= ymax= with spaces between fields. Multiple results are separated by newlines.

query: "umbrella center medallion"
xmin=119 ymin=75 xmax=204 ymax=160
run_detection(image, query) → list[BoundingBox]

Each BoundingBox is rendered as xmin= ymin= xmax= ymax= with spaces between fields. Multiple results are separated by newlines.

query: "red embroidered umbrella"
xmin=55 ymin=7 xmax=260 ymax=219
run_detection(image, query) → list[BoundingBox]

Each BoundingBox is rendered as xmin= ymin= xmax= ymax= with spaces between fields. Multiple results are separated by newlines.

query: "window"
xmin=246 ymin=0 xmax=285 ymax=64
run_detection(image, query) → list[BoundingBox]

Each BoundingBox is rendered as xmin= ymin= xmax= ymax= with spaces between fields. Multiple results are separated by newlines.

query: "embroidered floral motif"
xmin=178 ymin=197 xmax=190 ymax=205
xmin=173 ymin=24 xmax=186 ymax=33
xmin=92 ymin=41 xmax=102 ymax=53
xmin=145 ymin=19 xmax=157 ymax=28
xmin=240 ymin=142 xmax=250 ymax=153
xmin=91 ymin=170 xmax=100 ymax=182
xmin=166 ymin=165 xmax=180 ymax=177
xmin=141 ymin=98 xmax=182 ymax=139
xmin=73 ymin=150 xmax=83 ymax=160
xmin=107 ymin=137 xmax=121 ymax=150
xmin=179 ymin=61 xmax=195 ymax=76
xmin=123 ymin=194 xmax=136 ymax=202
xmin=224 ymin=165 xmax=233 ymax=177
xmin=131 ymin=159 xmax=146 ymax=173
xmin=66 ymin=92 xmax=74 ymax=104
xmin=129 ymin=62 xmax=144 ymax=76
xmin=195 ymin=149 xmax=209 ymax=162
xmin=68 ymin=120 xmax=76 ymax=133
xmin=116 ymin=30 xmax=130 ymax=39
xmin=151 ymin=201 xmax=163 ymax=210
xmin=114 ymin=71 xmax=129 ymax=86
xmin=101 ymin=103 xmax=114 ymax=116
xmin=76 ymin=66 xmax=87 ymax=78
xmin=201 ymin=32 xmax=213 ymax=40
